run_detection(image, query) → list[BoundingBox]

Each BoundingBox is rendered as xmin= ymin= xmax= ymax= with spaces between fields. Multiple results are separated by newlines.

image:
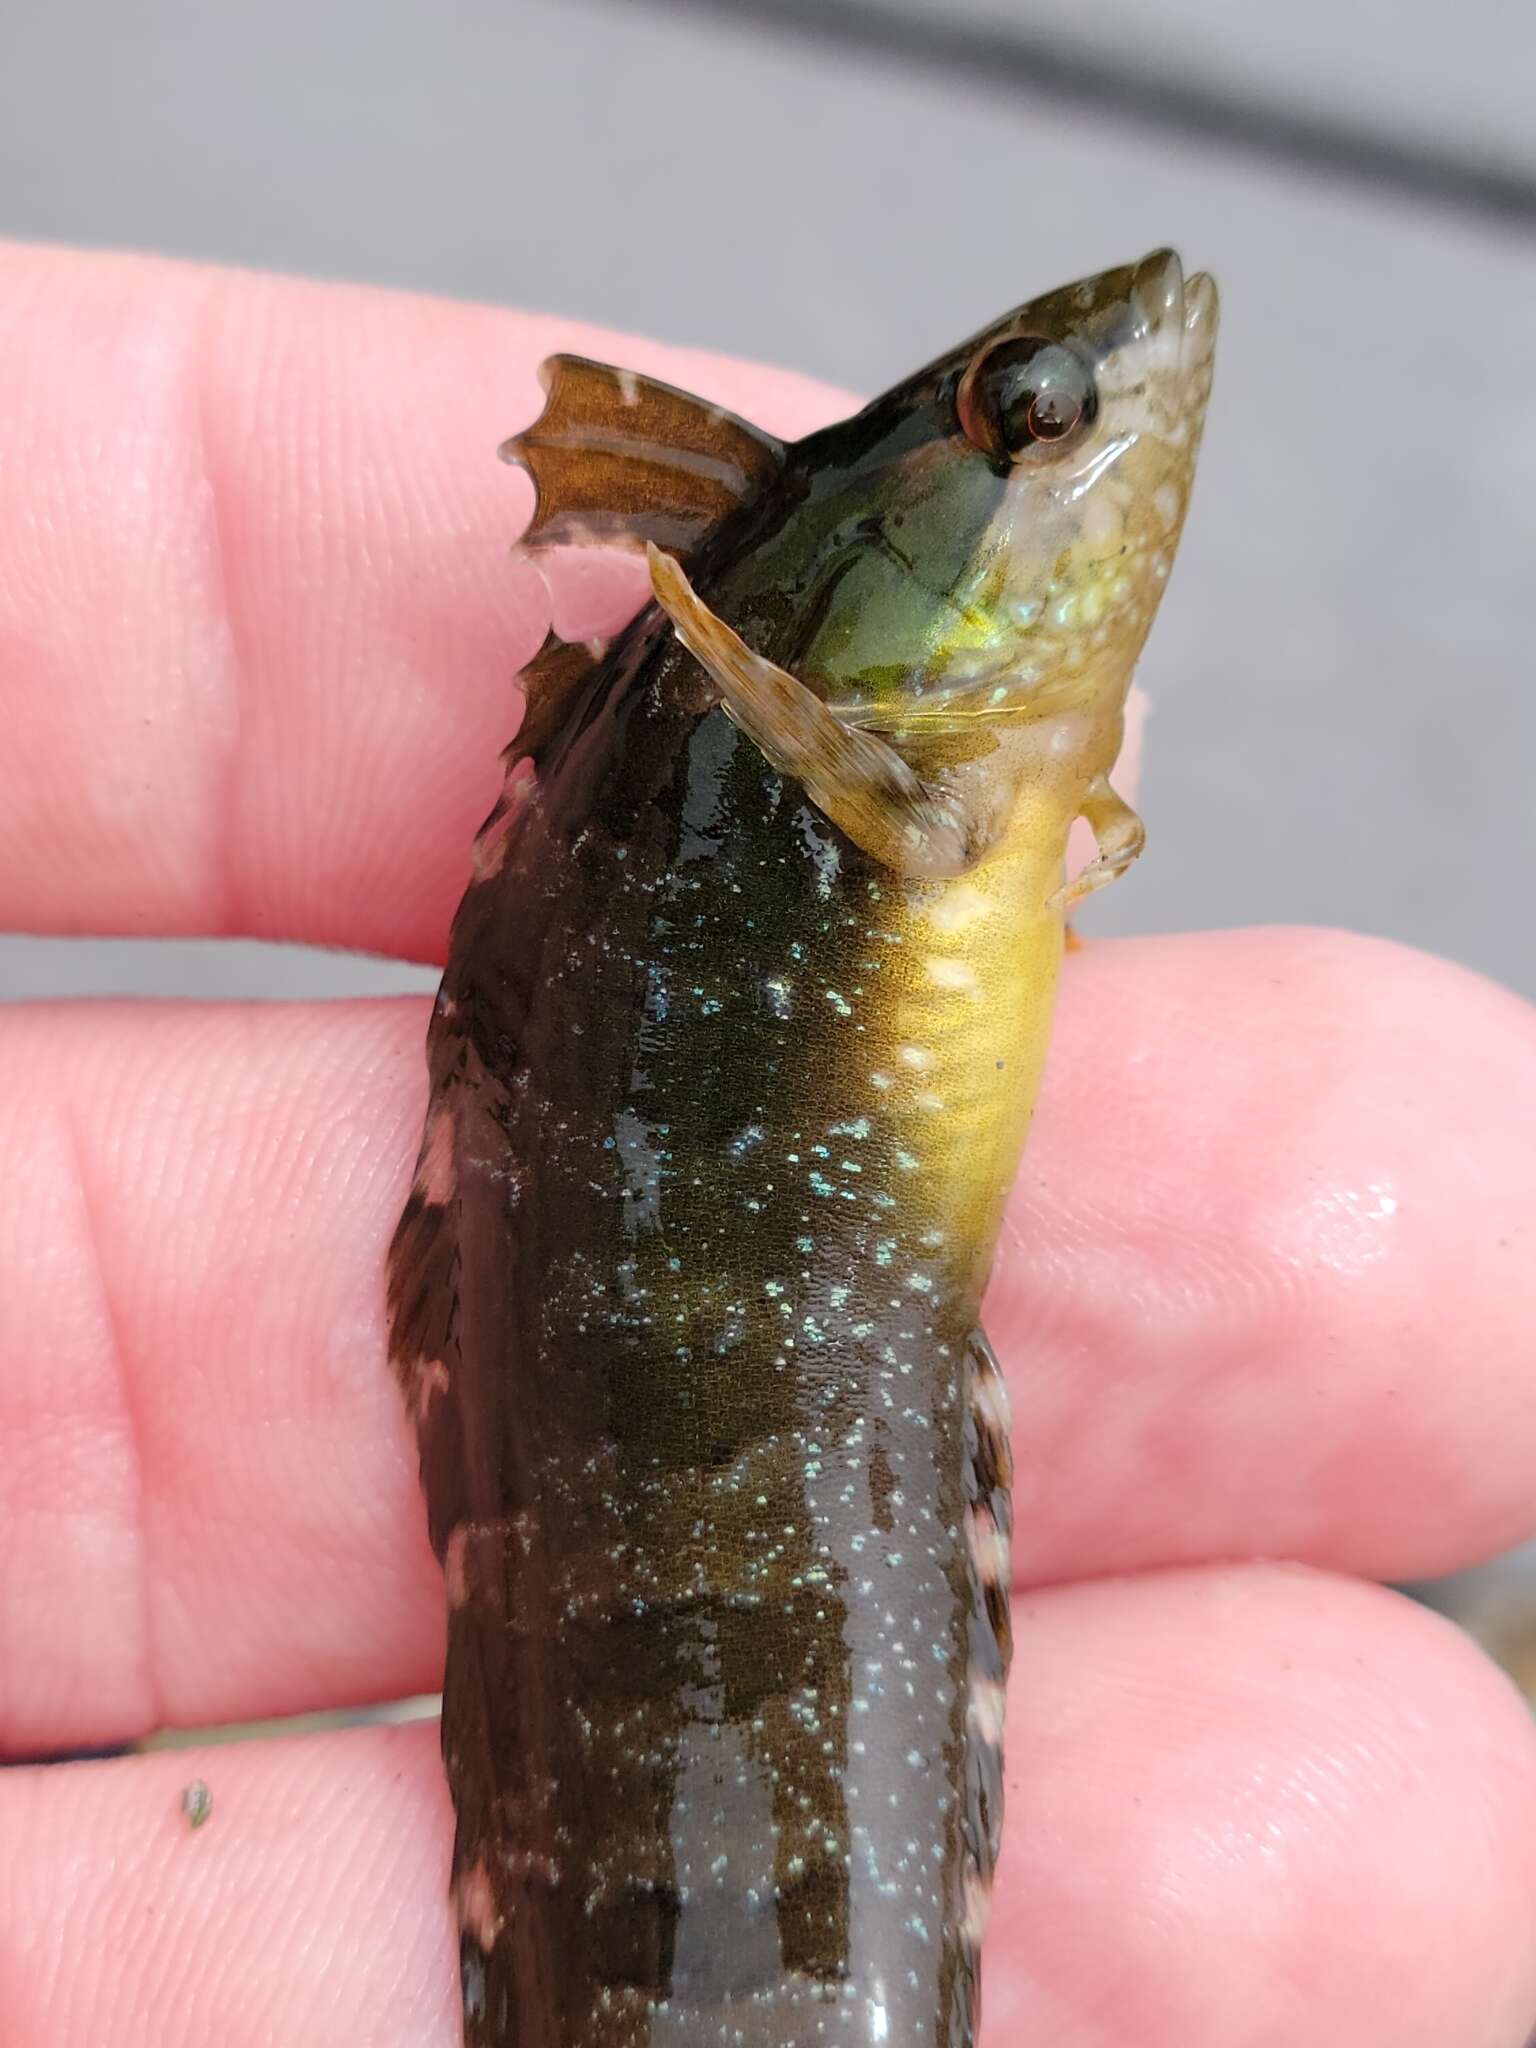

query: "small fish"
xmin=389 ymin=250 xmax=1216 ymax=2046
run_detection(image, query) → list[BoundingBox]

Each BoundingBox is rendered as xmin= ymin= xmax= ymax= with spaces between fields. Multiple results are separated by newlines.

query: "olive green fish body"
xmin=389 ymin=252 xmax=1217 ymax=2046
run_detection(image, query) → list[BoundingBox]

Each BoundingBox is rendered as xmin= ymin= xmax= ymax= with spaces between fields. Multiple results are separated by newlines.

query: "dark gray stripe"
xmin=614 ymin=0 xmax=1536 ymax=232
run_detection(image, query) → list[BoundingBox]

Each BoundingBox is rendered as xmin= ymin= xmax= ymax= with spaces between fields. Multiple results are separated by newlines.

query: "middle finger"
xmin=2 ymin=922 xmax=1533 ymax=1751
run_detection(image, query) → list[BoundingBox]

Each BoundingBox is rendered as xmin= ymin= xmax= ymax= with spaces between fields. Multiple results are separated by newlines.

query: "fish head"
xmin=779 ymin=249 xmax=1218 ymax=737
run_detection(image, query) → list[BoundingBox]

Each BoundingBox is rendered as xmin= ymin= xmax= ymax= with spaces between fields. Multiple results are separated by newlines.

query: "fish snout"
xmin=1130 ymin=247 xmax=1218 ymax=375
xmin=1131 ymin=246 xmax=1185 ymax=340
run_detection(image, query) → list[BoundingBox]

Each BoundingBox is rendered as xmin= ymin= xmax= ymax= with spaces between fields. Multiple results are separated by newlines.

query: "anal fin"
xmin=960 ymin=1327 xmax=1013 ymax=2000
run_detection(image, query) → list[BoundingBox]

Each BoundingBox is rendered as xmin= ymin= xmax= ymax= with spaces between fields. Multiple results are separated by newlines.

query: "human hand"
xmin=2 ymin=243 xmax=1534 ymax=2047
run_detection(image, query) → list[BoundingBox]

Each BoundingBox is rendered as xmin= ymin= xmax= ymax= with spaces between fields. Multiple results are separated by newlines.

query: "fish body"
xmin=389 ymin=252 xmax=1217 ymax=2046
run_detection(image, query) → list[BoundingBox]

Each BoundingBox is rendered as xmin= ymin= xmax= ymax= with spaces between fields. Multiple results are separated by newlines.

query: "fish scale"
xmin=389 ymin=250 xmax=1216 ymax=2045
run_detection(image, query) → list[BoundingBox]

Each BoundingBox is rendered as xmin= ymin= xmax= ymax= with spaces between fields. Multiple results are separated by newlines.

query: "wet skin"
xmin=390 ymin=252 xmax=1217 ymax=2045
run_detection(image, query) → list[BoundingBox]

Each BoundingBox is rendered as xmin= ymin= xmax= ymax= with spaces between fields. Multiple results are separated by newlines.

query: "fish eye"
xmin=956 ymin=335 xmax=1098 ymax=466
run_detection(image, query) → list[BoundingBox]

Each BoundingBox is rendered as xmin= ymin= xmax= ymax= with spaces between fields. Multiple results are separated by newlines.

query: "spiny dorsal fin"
xmin=500 ymin=355 xmax=784 ymax=555
xmin=505 ymin=627 xmax=605 ymax=765
xmin=467 ymin=631 xmax=607 ymax=879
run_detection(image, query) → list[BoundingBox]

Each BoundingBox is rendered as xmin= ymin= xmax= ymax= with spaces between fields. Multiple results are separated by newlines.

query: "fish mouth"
xmin=1130 ymin=248 xmax=1219 ymax=371
xmin=1181 ymin=270 xmax=1219 ymax=368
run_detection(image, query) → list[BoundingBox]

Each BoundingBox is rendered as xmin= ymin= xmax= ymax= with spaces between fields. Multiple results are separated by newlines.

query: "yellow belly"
xmin=869 ymin=792 xmax=1070 ymax=1308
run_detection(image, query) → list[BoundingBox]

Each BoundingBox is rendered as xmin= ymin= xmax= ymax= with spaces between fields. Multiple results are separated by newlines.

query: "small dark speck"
xmin=995 ymin=1060 xmax=1005 ymax=1071
xmin=180 ymin=1779 xmax=212 ymax=1830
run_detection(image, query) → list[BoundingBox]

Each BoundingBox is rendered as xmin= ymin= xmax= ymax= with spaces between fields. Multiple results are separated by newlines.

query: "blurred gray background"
xmin=0 ymin=0 xmax=1533 ymax=1002
xmin=1 ymin=3 xmax=1533 ymax=1670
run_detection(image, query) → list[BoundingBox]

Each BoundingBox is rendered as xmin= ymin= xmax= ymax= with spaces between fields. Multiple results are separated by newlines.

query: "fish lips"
xmin=1130 ymin=247 xmax=1220 ymax=372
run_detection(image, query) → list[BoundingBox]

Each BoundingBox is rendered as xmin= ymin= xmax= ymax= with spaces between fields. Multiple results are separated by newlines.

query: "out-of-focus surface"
xmin=1411 ymin=1543 xmax=1536 ymax=1707
xmin=786 ymin=0 xmax=1536 ymax=189
xmin=0 ymin=3 xmax=1532 ymax=1672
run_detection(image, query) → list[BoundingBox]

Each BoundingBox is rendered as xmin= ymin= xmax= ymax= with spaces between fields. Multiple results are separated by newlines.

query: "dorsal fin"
xmin=500 ymin=355 xmax=784 ymax=555
xmin=469 ymin=628 xmax=607 ymax=878
xmin=505 ymin=627 xmax=605 ymax=765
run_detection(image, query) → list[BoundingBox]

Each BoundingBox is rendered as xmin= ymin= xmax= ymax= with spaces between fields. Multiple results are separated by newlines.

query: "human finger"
xmin=4 ymin=929 xmax=1533 ymax=1751
xmin=1 ymin=1567 xmax=1532 ymax=2048
xmin=0 ymin=241 xmax=843 ymax=960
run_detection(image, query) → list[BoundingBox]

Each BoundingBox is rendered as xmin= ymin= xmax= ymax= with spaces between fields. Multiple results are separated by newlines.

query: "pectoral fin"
xmin=648 ymin=545 xmax=1006 ymax=879
xmin=502 ymin=356 xmax=784 ymax=554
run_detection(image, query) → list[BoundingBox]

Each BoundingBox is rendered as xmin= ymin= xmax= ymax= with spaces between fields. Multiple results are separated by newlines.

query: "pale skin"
xmin=1 ymin=245 xmax=1536 ymax=2047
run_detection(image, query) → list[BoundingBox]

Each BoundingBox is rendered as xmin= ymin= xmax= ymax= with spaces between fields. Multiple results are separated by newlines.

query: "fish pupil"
xmin=958 ymin=333 xmax=1097 ymax=464
xmin=1023 ymin=385 xmax=1081 ymax=441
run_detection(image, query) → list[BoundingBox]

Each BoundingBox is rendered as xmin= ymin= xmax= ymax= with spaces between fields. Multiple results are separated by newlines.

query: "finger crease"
xmin=64 ymin=1108 xmax=165 ymax=1736
xmin=191 ymin=273 xmax=252 ymax=941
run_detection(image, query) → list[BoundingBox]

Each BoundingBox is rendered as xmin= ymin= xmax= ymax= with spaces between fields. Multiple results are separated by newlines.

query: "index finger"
xmin=0 ymin=243 xmax=845 ymax=961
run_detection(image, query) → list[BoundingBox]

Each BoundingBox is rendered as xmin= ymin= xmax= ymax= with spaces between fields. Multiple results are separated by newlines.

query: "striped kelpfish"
xmin=388 ymin=250 xmax=1218 ymax=2046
